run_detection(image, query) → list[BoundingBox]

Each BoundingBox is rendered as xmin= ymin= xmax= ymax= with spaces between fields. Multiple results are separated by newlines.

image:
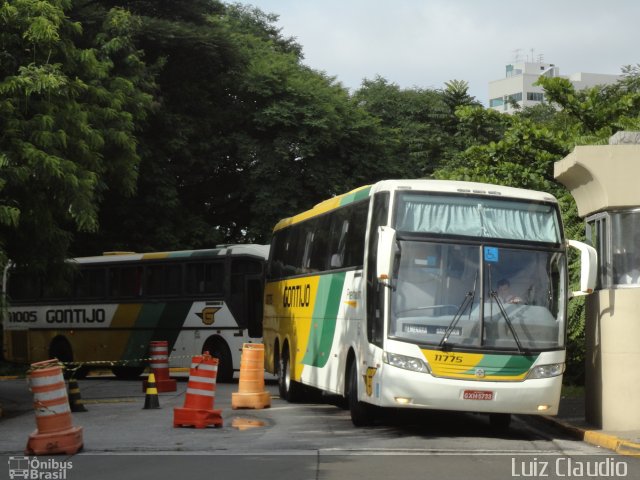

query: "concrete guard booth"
xmin=554 ymin=131 xmax=640 ymax=430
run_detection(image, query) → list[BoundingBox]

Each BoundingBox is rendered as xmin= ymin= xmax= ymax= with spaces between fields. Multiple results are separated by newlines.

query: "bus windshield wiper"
xmin=489 ymin=291 xmax=524 ymax=352
xmin=439 ymin=271 xmax=477 ymax=348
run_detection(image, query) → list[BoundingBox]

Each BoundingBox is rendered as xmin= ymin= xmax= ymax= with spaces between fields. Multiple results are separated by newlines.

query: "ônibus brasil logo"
xmin=8 ymin=456 xmax=73 ymax=480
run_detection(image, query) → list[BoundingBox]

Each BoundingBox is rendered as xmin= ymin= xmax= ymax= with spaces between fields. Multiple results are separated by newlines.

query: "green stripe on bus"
xmin=462 ymin=354 xmax=538 ymax=377
xmin=302 ymin=272 xmax=346 ymax=368
xmin=339 ymin=186 xmax=371 ymax=206
xmin=119 ymin=302 xmax=192 ymax=362
xmin=151 ymin=301 xmax=193 ymax=348
xmin=120 ymin=304 xmax=164 ymax=362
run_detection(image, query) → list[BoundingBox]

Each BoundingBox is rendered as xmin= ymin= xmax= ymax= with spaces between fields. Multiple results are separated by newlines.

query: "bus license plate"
xmin=463 ymin=390 xmax=494 ymax=400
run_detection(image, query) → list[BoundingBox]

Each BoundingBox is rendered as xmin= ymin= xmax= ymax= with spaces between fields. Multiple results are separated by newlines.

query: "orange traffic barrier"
xmin=143 ymin=373 xmax=161 ymax=409
xmin=142 ymin=340 xmax=176 ymax=393
xmin=232 ymin=343 xmax=271 ymax=409
xmin=173 ymin=352 xmax=222 ymax=428
xmin=25 ymin=359 xmax=83 ymax=455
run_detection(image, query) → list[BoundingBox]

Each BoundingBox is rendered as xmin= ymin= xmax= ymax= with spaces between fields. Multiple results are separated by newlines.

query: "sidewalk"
xmin=533 ymin=391 xmax=640 ymax=457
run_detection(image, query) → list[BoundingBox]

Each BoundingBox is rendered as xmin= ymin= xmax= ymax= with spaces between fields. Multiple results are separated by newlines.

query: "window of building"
xmin=507 ymin=92 xmax=523 ymax=102
xmin=586 ymin=210 xmax=640 ymax=288
xmin=490 ymin=97 xmax=504 ymax=107
xmin=527 ymin=92 xmax=544 ymax=102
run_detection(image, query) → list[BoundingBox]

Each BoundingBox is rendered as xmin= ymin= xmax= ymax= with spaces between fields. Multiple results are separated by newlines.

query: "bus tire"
xmin=111 ymin=366 xmax=144 ymax=380
xmin=49 ymin=337 xmax=87 ymax=379
xmin=348 ymin=360 xmax=375 ymax=427
xmin=489 ymin=413 xmax=511 ymax=431
xmin=203 ymin=337 xmax=233 ymax=383
xmin=278 ymin=345 xmax=304 ymax=402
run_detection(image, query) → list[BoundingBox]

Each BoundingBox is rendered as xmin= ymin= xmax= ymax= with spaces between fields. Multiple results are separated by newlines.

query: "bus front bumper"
xmin=374 ymin=366 xmax=562 ymax=415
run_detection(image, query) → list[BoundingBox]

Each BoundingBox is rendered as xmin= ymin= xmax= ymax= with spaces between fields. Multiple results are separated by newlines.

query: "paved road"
xmin=1 ymin=376 xmax=639 ymax=479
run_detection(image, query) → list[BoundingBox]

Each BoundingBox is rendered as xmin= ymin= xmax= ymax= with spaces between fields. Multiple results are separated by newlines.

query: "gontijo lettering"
xmin=282 ymin=284 xmax=311 ymax=308
xmin=46 ymin=308 xmax=106 ymax=324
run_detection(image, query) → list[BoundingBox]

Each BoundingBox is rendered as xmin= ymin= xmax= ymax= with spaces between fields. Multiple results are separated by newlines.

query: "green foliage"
xmin=0 ymin=0 xmax=153 ymax=274
xmin=3 ymin=1 xmax=639 ymax=384
xmin=434 ymin=66 xmax=640 ymax=384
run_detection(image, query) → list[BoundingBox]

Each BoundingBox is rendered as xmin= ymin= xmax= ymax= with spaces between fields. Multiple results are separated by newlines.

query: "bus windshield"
xmin=390 ymin=240 xmax=566 ymax=351
xmin=395 ymin=192 xmax=562 ymax=244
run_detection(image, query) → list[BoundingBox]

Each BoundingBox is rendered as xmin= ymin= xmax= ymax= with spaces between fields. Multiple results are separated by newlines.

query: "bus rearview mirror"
xmin=376 ymin=226 xmax=396 ymax=284
xmin=567 ymin=239 xmax=597 ymax=297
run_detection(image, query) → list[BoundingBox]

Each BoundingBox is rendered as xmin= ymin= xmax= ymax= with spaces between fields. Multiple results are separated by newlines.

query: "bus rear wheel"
xmin=278 ymin=345 xmax=304 ymax=402
xmin=111 ymin=366 xmax=144 ymax=380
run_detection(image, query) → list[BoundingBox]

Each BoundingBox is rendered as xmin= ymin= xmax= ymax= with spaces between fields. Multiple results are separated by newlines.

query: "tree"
xmin=74 ymin=2 xmax=392 ymax=249
xmin=353 ymin=77 xmax=453 ymax=178
xmin=0 ymin=0 xmax=153 ymax=274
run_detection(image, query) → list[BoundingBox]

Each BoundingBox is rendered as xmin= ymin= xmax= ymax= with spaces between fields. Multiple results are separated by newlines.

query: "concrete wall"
xmin=585 ymin=289 xmax=640 ymax=429
xmin=554 ymin=145 xmax=640 ymax=217
xmin=556 ymin=135 xmax=640 ymax=431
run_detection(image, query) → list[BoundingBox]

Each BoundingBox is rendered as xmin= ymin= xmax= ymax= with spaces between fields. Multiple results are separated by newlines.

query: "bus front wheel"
xmin=348 ymin=360 xmax=375 ymax=427
xmin=489 ymin=413 xmax=511 ymax=431
xmin=203 ymin=337 xmax=233 ymax=383
xmin=49 ymin=337 xmax=87 ymax=379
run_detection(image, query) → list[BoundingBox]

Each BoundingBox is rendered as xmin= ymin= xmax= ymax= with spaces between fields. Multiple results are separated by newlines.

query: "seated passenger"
xmin=496 ymin=278 xmax=522 ymax=304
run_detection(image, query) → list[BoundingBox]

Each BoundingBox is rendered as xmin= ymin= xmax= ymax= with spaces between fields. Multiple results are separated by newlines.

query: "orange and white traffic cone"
xmin=173 ymin=352 xmax=222 ymax=428
xmin=142 ymin=340 xmax=176 ymax=393
xmin=232 ymin=343 xmax=271 ymax=409
xmin=25 ymin=359 xmax=83 ymax=455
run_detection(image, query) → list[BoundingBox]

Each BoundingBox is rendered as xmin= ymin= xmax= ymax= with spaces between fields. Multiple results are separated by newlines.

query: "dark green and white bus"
xmin=2 ymin=245 xmax=268 ymax=380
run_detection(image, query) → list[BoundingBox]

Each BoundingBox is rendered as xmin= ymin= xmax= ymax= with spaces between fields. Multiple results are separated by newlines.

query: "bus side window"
xmin=186 ymin=262 xmax=224 ymax=295
xmin=344 ymin=201 xmax=368 ymax=268
xmin=75 ymin=267 xmax=106 ymax=299
xmin=109 ymin=266 xmax=143 ymax=298
xmin=7 ymin=270 xmax=41 ymax=302
xmin=308 ymin=215 xmax=331 ymax=272
xmin=145 ymin=264 xmax=182 ymax=296
xmin=328 ymin=210 xmax=349 ymax=270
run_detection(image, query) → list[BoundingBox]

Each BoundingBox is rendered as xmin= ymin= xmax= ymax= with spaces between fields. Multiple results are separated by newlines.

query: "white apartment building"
xmin=488 ymin=62 xmax=621 ymax=114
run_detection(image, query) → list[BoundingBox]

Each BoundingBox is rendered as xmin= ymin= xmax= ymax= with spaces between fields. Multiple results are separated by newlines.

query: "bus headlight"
xmin=527 ymin=363 xmax=565 ymax=379
xmin=383 ymin=352 xmax=431 ymax=374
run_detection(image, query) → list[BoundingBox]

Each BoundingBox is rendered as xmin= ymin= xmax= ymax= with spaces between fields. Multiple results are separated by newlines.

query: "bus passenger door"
xmin=229 ymin=258 xmax=264 ymax=338
xmin=246 ymin=275 xmax=263 ymax=338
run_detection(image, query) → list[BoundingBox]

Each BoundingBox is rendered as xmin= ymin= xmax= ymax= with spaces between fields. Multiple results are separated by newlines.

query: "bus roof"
xmin=273 ymin=179 xmax=558 ymax=231
xmin=71 ymin=244 xmax=270 ymax=265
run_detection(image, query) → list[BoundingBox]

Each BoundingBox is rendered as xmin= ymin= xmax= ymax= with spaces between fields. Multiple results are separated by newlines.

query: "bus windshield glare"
xmin=391 ymin=193 xmax=566 ymax=351
xmin=390 ymin=242 xmax=566 ymax=350
xmin=395 ymin=193 xmax=561 ymax=243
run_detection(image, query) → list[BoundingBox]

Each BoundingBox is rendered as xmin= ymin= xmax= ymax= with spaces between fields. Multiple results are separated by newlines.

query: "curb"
xmin=533 ymin=415 xmax=640 ymax=458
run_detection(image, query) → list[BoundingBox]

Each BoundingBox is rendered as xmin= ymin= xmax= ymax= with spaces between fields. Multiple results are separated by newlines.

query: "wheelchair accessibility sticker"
xmin=484 ymin=246 xmax=499 ymax=263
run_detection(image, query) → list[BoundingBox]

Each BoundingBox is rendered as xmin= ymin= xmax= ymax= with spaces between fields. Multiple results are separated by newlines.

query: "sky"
xmin=231 ymin=0 xmax=640 ymax=104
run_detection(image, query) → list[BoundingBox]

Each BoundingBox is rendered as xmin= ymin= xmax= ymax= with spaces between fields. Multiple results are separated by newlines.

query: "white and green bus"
xmin=2 ymin=245 xmax=268 ymax=380
xmin=263 ymin=179 xmax=596 ymax=427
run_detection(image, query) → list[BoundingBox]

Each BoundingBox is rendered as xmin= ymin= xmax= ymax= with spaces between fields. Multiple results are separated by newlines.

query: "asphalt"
xmin=533 ymin=390 xmax=640 ymax=457
xmin=2 ymin=373 xmax=640 ymax=457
